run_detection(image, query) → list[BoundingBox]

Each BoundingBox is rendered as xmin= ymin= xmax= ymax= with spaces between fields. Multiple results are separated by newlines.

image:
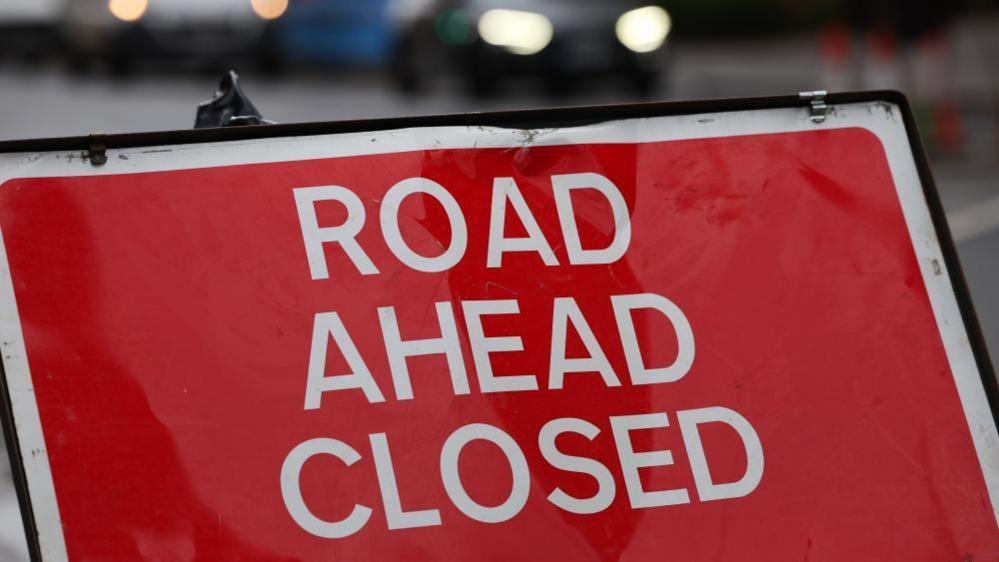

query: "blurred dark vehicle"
xmin=664 ymin=0 xmax=835 ymax=36
xmin=60 ymin=0 xmax=286 ymax=74
xmin=272 ymin=0 xmax=394 ymax=67
xmin=0 ymin=0 xmax=63 ymax=59
xmin=389 ymin=0 xmax=672 ymax=95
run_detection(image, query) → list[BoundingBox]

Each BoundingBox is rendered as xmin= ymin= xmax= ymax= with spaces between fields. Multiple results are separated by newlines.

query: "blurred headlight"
xmin=108 ymin=0 xmax=147 ymax=22
xmin=251 ymin=0 xmax=288 ymax=20
xmin=616 ymin=6 xmax=671 ymax=53
xmin=478 ymin=9 xmax=553 ymax=56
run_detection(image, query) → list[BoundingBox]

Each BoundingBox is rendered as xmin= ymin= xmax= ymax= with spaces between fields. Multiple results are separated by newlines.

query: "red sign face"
xmin=1 ymin=107 xmax=998 ymax=561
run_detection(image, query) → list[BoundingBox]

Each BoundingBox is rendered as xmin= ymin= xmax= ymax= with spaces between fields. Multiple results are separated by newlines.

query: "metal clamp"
xmin=87 ymin=133 xmax=108 ymax=166
xmin=799 ymin=90 xmax=830 ymax=123
xmin=194 ymin=71 xmax=273 ymax=129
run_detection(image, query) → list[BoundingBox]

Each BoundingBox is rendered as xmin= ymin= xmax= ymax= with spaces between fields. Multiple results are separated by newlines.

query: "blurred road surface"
xmin=0 ymin=34 xmax=997 ymax=559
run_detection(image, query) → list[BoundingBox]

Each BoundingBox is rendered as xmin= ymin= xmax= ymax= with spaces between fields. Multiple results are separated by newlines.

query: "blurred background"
xmin=1 ymin=0 xmax=998 ymax=558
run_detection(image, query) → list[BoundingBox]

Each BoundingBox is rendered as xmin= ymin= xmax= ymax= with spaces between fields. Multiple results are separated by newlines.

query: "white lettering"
xmin=378 ymin=302 xmax=469 ymax=400
xmin=280 ymin=438 xmax=372 ymax=538
xmin=440 ymin=424 xmax=530 ymax=523
xmin=609 ymin=413 xmax=690 ymax=508
xmin=370 ymin=433 xmax=442 ymax=530
xmin=462 ymin=300 xmax=539 ymax=393
xmin=487 ymin=177 xmax=559 ymax=267
xmin=551 ymin=173 xmax=631 ymax=265
xmin=538 ymin=418 xmax=616 ymax=514
xmin=304 ymin=312 xmax=385 ymax=410
xmin=549 ymin=297 xmax=621 ymax=389
xmin=294 ymin=186 xmax=379 ymax=280
xmin=612 ymin=293 xmax=695 ymax=385
xmin=380 ymin=178 xmax=468 ymax=272
xmin=677 ymin=407 xmax=764 ymax=501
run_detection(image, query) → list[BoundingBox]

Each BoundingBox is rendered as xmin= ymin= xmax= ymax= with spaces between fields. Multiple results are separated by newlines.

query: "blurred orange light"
xmin=108 ymin=0 xmax=148 ymax=22
xmin=251 ymin=0 xmax=289 ymax=20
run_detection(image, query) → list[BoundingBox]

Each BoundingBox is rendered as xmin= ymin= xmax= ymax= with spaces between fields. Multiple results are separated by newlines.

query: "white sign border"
xmin=1 ymin=100 xmax=997 ymax=561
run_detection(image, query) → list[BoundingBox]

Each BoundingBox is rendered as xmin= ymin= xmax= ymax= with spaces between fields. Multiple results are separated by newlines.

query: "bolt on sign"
xmin=0 ymin=93 xmax=998 ymax=561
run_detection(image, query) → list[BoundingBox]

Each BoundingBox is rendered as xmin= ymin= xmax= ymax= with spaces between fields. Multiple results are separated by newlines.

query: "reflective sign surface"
xmin=1 ymin=102 xmax=998 ymax=560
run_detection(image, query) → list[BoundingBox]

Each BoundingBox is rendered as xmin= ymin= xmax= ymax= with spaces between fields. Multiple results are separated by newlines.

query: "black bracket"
xmin=194 ymin=71 xmax=274 ymax=129
xmin=87 ymin=133 xmax=107 ymax=166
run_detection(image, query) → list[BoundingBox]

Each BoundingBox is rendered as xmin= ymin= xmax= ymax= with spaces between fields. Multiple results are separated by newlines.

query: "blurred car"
xmin=60 ymin=0 xmax=287 ymax=73
xmin=0 ymin=0 xmax=63 ymax=59
xmin=389 ymin=0 xmax=673 ymax=95
xmin=272 ymin=0 xmax=394 ymax=67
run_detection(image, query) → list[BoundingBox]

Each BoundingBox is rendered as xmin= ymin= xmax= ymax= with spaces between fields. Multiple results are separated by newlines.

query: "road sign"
xmin=1 ymin=93 xmax=997 ymax=561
